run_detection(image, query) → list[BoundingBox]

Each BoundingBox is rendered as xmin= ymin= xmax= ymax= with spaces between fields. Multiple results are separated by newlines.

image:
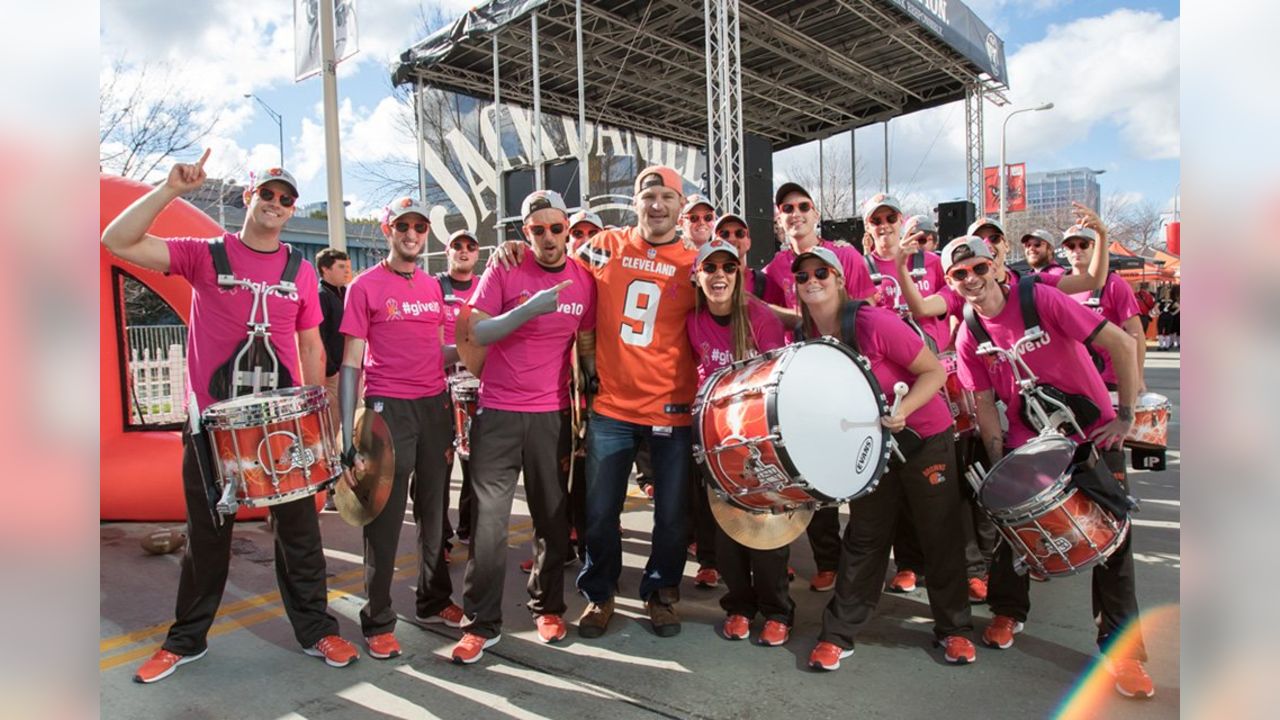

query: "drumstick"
xmin=888 ymin=383 xmax=909 ymax=462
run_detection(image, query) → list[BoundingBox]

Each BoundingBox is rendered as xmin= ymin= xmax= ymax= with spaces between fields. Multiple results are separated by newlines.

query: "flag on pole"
xmin=295 ymin=0 xmax=359 ymax=82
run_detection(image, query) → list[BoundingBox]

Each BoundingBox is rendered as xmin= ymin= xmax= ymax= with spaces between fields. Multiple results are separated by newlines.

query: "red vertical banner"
xmin=983 ymin=166 xmax=1000 ymax=215
xmin=1006 ymin=163 xmax=1027 ymax=212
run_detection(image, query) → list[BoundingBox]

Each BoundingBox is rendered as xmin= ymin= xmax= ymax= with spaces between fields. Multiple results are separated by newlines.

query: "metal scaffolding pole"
xmin=704 ymin=0 xmax=745 ymax=213
xmin=850 ymin=128 xmax=856 ymax=216
xmin=531 ymin=12 xmax=544 ymax=190
xmin=414 ymin=79 xmax=428 ymax=202
xmin=882 ymin=122 xmax=889 ymax=193
xmin=818 ymin=136 xmax=826 ymax=213
xmin=492 ymin=33 xmax=504 ymax=233
xmin=575 ymin=0 xmax=588 ymax=207
xmin=965 ymin=83 xmax=985 ymax=207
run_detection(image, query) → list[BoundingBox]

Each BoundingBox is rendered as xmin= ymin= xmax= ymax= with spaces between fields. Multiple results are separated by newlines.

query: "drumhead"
xmin=203 ymin=386 xmax=326 ymax=428
xmin=775 ymin=339 xmax=888 ymax=501
xmin=980 ymin=434 xmax=1076 ymax=512
xmin=1109 ymin=390 xmax=1171 ymax=411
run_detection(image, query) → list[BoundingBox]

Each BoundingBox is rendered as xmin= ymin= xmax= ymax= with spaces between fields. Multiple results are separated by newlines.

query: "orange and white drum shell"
xmin=998 ymin=489 xmax=1129 ymax=577
xmin=1111 ymin=391 xmax=1171 ymax=449
xmin=938 ymin=352 xmax=977 ymax=437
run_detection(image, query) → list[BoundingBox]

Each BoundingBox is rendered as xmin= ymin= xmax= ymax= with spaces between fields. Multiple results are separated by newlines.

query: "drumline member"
xmin=1021 ymin=228 xmax=1067 ymax=278
xmin=791 ymin=247 xmax=976 ymax=670
xmin=715 ymin=214 xmax=766 ymax=300
xmin=492 ymin=166 xmax=700 ymax=639
xmin=680 ymin=193 xmax=717 ymax=248
xmin=564 ymin=208 xmax=606 ymax=560
xmin=567 ymin=210 xmax=604 ymax=256
xmin=944 ymin=237 xmax=1155 ymax=698
xmin=905 ymin=215 xmax=940 ymax=254
xmin=338 ymin=197 xmax=465 ymax=660
xmin=763 ymin=182 xmax=877 ymax=593
xmin=102 ymin=155 xmax=360 ymax=682
xmin=439 ymin=228 xmax=482 ymax=547
xmin=1062 ymin=226 xmax=1148 ymax=393
xmin=452 ymin=190 xmax=597 ymax=663
xmin=964 ymin=211 xmax=1108 ymax=292
xmin=687 ymin=239 xmax=796 ymax=645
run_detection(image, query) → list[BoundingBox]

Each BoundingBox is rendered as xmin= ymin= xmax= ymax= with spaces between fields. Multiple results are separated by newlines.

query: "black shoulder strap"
xmin=840 ymin=300 xmax=866 ymax=354
xmin=751 ymin=268 xmax=766 ymax=299
xmin=912 ymin=249 xmax=926 ymax=273
xmin=962 ymin=303 xmax=993 ymax=348
xmin=278 ymin=244 xmax=303 ymax=289
xmin=208 ymin=239 xmax=234 ymax=286
xmin=436 ymin=271 xmax=456 ymax=301
xmin=1018 ymin=275 xmax=1042 ymax=335
xmin=1085 ymin=272 xmax=1109 ymax=306
xmin=863 ymin=252 xmax=879 ymax=280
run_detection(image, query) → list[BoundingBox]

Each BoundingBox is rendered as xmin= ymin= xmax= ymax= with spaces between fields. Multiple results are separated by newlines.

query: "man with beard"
xmin=1020 ymin=228 xmax=1067 ymax=278
xmin=438 ymin=228 xmax=481 ymax=547
xmin=680 ymin=194 xmax=716 ymax=248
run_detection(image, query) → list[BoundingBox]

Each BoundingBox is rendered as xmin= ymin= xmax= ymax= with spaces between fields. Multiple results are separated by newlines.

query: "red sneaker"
xmin=722 ymin=614 xmax=750 ymax=641
xmin=887 ymin=570 xmax=917 ymax=593
xmin=809 ymin=570 xmax=836 ymax=592
xmin=808 ymin=641 xmax=854 ymax=671
xmin=756 ymin=620 xmax=791 ymax=647
xmin=451 ymin=632 xmax=499 ymax=665
xmin=304 ymin=635 xmax=359 ymax=668
xmin=519 ymin=558 xmax=534 ymax=574
xmin=416 ymin=603 xmax=465 ymax=628
xmin=694 ymin=566 xmax=720 ymax=589
xmin=365 ymin=632 xmax=401 ymax=660
xmin=535 ymin=614 xmax=567 ymax=644
xmin=687 ymin=542 xmax=697 ymax=557
xmin=968 ymin=576 xmax=989 ymax=603
xmin=1109 ymin=658 xmax=1155 ymax=698
xmin=982 ymin=615 xmax=1024 ymax=650
xmin=936 ymin=635 xmax=976 ymax=665
xmin=133 ymin=648 xmax=207 ymax=684
xmin=642 ymin=483 xmax=655 ymax=499
xmin=787 ymin=566 xmax=797 ymax=581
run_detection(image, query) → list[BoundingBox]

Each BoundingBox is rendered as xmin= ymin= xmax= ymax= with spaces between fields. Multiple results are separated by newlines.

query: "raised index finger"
xmin=194 ymin=148 xmax=211 ymax=170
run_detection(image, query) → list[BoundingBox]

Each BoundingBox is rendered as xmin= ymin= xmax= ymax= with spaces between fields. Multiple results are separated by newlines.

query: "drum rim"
xmin=979 ymin=434 xmax=1076 ymax=515
xmin=203 ymin=387 xmax=328 ymax=428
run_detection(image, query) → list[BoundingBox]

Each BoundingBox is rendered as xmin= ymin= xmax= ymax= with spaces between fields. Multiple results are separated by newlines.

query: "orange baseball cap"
xmin=634 ymin=166 xmax=686 ymax=196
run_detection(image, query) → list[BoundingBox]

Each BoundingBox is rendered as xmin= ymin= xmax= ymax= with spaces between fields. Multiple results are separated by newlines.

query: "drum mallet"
xmin=888 ymin=382 xmax=908 ymax=462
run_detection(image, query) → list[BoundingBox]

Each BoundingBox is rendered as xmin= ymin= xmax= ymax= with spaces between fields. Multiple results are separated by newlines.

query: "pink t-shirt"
xmin=340 ymin=264 xmax=448 ymax=399
xmin=762 ymin=239 xmax=876 ymax=309
xmin=1030 ymin=264 xmax=1068 ymax=279
xmin=847 ymin=304 xmax=954 ymax=438
xmin=687 ymin=297 xmax=789 ymax=386
xmin=165 ymin=233 xmax=322 ymax=410
xmin=437 ymin=274 xmax=478 ymax=345
xmin=1070 ymin=272 xmax=1140 ymax=386
xmin=471 ymin=253 xmax=597 ymax=412
xmin=867 ymin=251 xmax=949 ymax=352
xmin=955 ymin=283 xmax=1114 ymax=449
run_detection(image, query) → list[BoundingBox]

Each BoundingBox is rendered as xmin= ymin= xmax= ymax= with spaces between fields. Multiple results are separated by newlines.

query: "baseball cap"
xmin=1021 ymin=229 xmax=1058 ymax=248
xmin=774 ymin=182 xmax=812 ymax=207
xmin=681 ymin=194 xmax=715 ymax=216
xmin=790 ymin=245 xmax=842 ymax=274
xmin=520 ymin=189 xmax=569 ymax=220
xmin=941 ymin=236 xmax=995 ymax=273
xmin=695 ymin=239 xmax=740 ymax=266
xmin=250 ymin=166 xmax=299 ymax=196
xmin=904 ymin=215 xmax=936 ymax=234
xmin=568 ymin=210 xmax=604 ymax=230
xmin=713 ymin=213 xmax=748 ymax=235
xmin=447 ymin=229 xmax=478 ymax=246
xmin=634 ymin=166 xmax=685 ymax=196
xmin=860 ymin=193 xmax=903 ymax=222
xmin=1062 ymin=225 xmax=1100 ymax=244
xmin=967 ymin=217 xmax=1005 ymax=237
xmin=384 ymin=196 xmax=431 ymax=225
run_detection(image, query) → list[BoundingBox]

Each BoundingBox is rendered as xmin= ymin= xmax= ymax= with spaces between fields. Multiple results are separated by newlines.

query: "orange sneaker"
xmin=982 ymin=615 xmax=1024 ymax=649
xmin=1109 ymin=658 xmax=1155 ymax=698
xmin=365 ymin=632 xmax=401 ymax=660
xmin=756 ymin=620 xmax=791 ymax=647
xmin=787 ymin=566 xmax=797 ymax=581
xmin=694 ymin=566 xmax=720 ymax=588
xmin=808 ymin=641 xmax=854 ymax=671
xmin=887 ymin=570 xmax=917 ymax=593
xmin=304 ymin=635 xmax=359 ymax=667
xmin=722 ymin=614 xmax=750 ymax=641
xmin=809 ymin=570 xmax=836 ymax=592
xmin=968 ymin=576 xmax=989 ymax=603
xmin=642 ymin=483 xmax=655 ymax=499
xmin=451 ymin=632 xmax=499 ymax=665
xmin=535 ymin=614 xmax=567 ymax=644
xmin=416 ymin=603 xmax=465 ymax=628
xmin=133 ymin=648 xmax=207 ymax=684
xmin=519 ymin=558 xmax=534 ymax=574
xmin=936 ymin=635 xmax=976 ymax=665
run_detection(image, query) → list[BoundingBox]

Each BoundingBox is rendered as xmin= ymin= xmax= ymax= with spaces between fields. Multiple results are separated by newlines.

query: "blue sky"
xmin=100 ymin=0 xmax=1179 ymax=221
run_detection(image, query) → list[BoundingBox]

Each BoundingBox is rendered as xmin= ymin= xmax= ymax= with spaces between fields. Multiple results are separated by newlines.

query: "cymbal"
xmin=334 ymin=408 xmax=395 ymax=527
xmin=706 ymin=486 xmax=814 ymax=551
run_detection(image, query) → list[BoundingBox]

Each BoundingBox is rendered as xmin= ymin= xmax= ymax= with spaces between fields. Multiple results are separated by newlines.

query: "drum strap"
xmin=750 ymin=268 xmax=767 ymax=299
xmin=839 ymin=300 xmax=866 ymax=354
xmin=436 ymin=272 xmax=456 ymax=303
xmin=208 ymin=238 xmax=304 ymax=292
xmin=963 ymin=275 xmax=1041 ymax=346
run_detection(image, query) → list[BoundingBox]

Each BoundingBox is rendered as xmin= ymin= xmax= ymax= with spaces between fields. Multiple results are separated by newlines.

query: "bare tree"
xmin=785 ymin=151 xmax=867 ymax=220
xmin=99 ymin=58 xmax=222 ymax=180
xmin=1103 ymin=193 xmax=1165 ymax=253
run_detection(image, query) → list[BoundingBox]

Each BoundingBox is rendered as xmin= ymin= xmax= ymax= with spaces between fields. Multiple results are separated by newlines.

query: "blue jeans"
xmin=576 ymin=412 xmax=691 ymax=603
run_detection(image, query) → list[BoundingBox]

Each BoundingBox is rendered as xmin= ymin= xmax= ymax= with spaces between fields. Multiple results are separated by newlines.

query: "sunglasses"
xmin=257 ymin=187 xmax=296 ymax=207
xmin=393 ymin=220 xmax=430 ymax=234
xmin=528 ymin=223 xmax=566 ymax=236
xmin=947 ymin=261 xmax=993 ymax=282
xmin=793 ymin=266 xmax=833 ymax=284
xmin=717 ymin=228 xmax=747 ymax=240
xmin=1063 ymin=240 xmax=1093 ymax=251
xmin=700 ymin=261 xmax=739 ymax=275
xmin=686 ymin=212 xmax=715 ymax=223
xmin=868 ymin=213 xmax=900 ymax=227
xmin=570 ymin=227 xmax=600 ymax=240
xmin=450 ymin=240 xmax=478 ymax=251
xmin=981 ymin=234 xmax=1006 ymax=246
xmin=1021 ymin=238 xmax=1048 ymax=248
xmin=779 ymin=201 xmax=813 ymax=214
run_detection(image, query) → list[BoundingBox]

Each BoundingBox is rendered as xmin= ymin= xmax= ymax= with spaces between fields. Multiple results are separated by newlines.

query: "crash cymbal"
xmin=334 ymin=408 xmax=395 ymax=527
xmin=706 ymin=486 xmax=814 ymax=551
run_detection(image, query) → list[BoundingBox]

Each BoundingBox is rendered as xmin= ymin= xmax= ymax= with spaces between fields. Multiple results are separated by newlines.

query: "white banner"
xmin=294 ymin=0 xmax=359 ymax=82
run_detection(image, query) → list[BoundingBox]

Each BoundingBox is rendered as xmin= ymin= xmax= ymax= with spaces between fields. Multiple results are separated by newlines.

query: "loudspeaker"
xmin=502 ymin=159 xmax=581 ymax=221
xmin=821 ymin=217 xmax=865 ymax=252
xmin=936 ymin=200 xmax=975 ymax=243
xmin=741 ymin=133 xmax=774 ymax=270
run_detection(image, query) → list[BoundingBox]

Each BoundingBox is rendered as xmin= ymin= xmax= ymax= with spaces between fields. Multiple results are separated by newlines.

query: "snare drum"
xmin=203 ymin=386 xmax=342 ymax=507
xmin=975 ymin=434 xmax=1129 ymax=577
xmin=938 ymin=351 xmax=977 ymax=437
xmin=449 ymin=373 xmax=480 ymax=460
xmin=1110 ymin=391 xmax=1171 ymax=449
xmin=693 ymin=337 xmax=891 ymax=513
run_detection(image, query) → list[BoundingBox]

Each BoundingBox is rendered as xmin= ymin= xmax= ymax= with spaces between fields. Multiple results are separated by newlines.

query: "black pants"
xmin=806 ymin=506 xmax=842 ymax=573
xmin=442 ymin=457 xmax=473 ymax=542
xmin=715 ymin=526 xmax=793 ymax=623
xmin=819 ymin=431 xmax=972 ymax=649
xmin=688 ymin=456 xmax=718 ymax=568
xmin=162 ymin=431 xmax=338 ymax=655
xmin=986 ymin=448 xmax=1147 ymax=660
xmin=462 ymin=408 xmax=573 ymax=639
xmin=361 ymin=394 xmax=454 ymax=636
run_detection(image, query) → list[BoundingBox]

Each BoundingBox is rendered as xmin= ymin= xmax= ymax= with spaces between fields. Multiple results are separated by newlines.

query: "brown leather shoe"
xmin=646 ymin=595 xmax=681 ymax=638
xmin=577 ymin=599 xmax=614 ymax=638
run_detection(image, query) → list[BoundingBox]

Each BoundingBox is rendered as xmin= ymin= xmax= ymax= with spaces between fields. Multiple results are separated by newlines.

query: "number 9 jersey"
xmin=575 ymin=227 xmax=698 ymax=427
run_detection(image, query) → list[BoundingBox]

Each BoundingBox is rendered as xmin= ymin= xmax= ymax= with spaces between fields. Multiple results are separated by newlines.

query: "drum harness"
xmin=863 ymin=251 xmax=939 ymax=354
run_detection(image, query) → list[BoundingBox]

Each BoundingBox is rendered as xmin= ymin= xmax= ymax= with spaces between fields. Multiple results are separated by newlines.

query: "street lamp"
xmin=999 ymin=102 xmax=1054 ymax=229
xmin=244 ymin=93 xmax=285 ymax=167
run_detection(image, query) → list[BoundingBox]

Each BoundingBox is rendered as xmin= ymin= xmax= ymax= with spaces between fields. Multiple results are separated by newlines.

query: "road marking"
xmin=487 ymin=663 xmax=630 ymax=701
xmin=1132 ymin=518 xmax=1180 ymax=529
xmin=397 ymin=664 xmax=554 ymax=720
xmin=337 ymin=681 xmax=446 ymax=720
xmin=552 ymin=643 xmax=692 ymax=673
